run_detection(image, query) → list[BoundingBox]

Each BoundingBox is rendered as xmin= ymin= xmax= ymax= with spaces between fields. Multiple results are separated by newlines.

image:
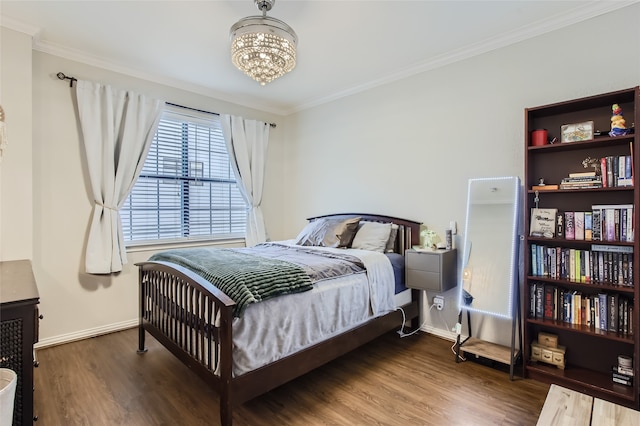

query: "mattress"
xmin=230 ymin=244 xmax=408 ymax=376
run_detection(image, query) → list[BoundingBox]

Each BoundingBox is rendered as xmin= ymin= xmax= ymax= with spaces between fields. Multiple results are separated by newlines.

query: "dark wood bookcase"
xmin=524 ymin=87 xmax=640 ymax=409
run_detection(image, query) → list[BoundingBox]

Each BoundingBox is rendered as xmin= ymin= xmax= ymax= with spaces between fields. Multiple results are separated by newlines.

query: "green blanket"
xmin=149 ymin=247 xmax=312 ymax=317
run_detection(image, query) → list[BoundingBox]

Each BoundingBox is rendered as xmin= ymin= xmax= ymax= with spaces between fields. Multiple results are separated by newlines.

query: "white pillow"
xmin=351 ymin=221 xmax=393 ymax=252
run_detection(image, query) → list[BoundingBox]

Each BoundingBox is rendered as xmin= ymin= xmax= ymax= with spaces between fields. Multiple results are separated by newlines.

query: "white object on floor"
xmin=0 ymin=368 xmax=17 ymax=425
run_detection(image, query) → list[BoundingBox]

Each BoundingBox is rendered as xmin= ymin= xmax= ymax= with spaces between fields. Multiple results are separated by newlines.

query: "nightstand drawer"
xmin=406 ymin=251 xmax=440 ymax=272
xmin=406 ymin=269 xmax=441 ymax=291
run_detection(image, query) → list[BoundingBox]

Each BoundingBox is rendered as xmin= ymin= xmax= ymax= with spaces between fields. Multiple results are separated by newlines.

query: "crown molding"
xmin=3 ymin=0 xmax=638 ymax=116
xmin=1 ymin=15 xmax=41 ymax=38
xmin=32 ymin=38 xmax=290 ymax=116
xmin=288 ymin=0 xmax=640 ymax=114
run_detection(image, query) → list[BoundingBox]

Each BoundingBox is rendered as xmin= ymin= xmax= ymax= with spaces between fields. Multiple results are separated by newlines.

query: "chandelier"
xmin=230 ymin=0 xmax=297 ymax=86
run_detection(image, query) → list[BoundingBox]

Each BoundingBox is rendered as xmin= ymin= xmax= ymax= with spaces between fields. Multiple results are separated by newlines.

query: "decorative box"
xmin=538 ymin=332 xmax=558 ymax=348
xmin=531 ymin=340 xmax=565 ymax=369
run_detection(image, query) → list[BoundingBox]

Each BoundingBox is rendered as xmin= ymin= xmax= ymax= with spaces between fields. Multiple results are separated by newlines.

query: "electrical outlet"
xmin=433 ymin=295 xmax=444 ymax=310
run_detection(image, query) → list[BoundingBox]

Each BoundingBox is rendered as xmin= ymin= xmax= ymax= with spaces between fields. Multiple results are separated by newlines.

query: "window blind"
xmin=121 ymin=106 xmax=247 ymax=244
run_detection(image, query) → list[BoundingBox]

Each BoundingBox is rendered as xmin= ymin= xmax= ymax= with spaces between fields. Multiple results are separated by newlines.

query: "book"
xmin=565 ymin=212 xmax=575 ymax=240
xmin=543 ymin=285 xmax=554 ymax=320
xmin=608 ymin=294 xmax=619 ymax=332
xmin=535 ymin=284 xmax=544 ymax=319
xmin=592 ymin=209 xmax=602 ymax=241
xmin=574 ymin=211 xmax=585 ymax=240
xmin=530 ymin=208 xmax=557 ymax=238
xmin=584 ymin=212 xmax=593 ymax=241
xmin=529 ymin=283 xmax=537 ymax=317
xmin=532 ymin=184 xmax=559 ymax=191
xmin=569 ymin=248 xmax=576 ymax=281
xmin=598 ymin=293 xmax=608 ymax=330
xmin=556 ymin=213 xmax=564 ymax=237
xmin=569 ymin=171 xmax=596 ymax=178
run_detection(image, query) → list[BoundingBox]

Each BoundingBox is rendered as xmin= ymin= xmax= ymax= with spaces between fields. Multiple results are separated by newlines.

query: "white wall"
xmin=282 ymin=5 xmax=640 ymax=345
xmin=0 ymin=28 xmax=33 ymax=261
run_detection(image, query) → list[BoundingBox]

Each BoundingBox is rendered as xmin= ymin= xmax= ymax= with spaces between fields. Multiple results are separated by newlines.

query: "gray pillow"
xmin=295 ymin=217 xmax=361 ymax=248
xmin=385 ymin=224 xmax=399 ymax=253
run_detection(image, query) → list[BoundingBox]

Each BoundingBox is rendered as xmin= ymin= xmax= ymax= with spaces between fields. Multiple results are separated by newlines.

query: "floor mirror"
xmin=454 ymin=176 xmax=522 ymax=379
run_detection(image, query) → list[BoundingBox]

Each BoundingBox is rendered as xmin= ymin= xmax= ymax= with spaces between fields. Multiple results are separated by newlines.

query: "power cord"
xmin=395 ymin=303 xmax=467 ymax=361
xmin=395 ymin=303 xmax=436 ymax=338
xmin=451 ymin=340 xmax=466 ymax=361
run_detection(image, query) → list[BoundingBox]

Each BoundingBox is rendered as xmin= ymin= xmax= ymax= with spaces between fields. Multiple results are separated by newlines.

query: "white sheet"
xmin=230 ymin=245 xmax=400 ymax=376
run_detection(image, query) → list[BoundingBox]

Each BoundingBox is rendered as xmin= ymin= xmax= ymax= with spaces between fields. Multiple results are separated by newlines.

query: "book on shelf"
xmin=559 ymin=176 xmax=602 ymax=190
xmin=591 ymin=204 xmax=634 ymax=242
xmin=600 ymin=154 xmax=634 ymax=187
xmin=532 ymin=184 xmax=559 ymax=191
xmin=584 ymin=212 xmax=593 ymax=241
xmin=543 ymin=285 xmax=554 ymax=320
xmin=612 ymin=370 xmax=633 ymax=386
xmin=530 ymin=242 xmax=634 ymax=287
xmin=575 ymin=212 xmax=585 ymax=240
xmin=565 ymin=212 xmax=575 ymax=240
xmin=556 ymin=213 xmax=564 ymax=237
xmin=529 ymin=282 xmax=634 ymax=334
xmin=530 ymin=208 xmax=557 ymax=238
xmin=569 ymin=171 xmax=596 ymax=178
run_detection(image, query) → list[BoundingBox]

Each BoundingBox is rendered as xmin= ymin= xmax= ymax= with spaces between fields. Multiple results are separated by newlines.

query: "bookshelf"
xmin=524 ymin=87 xmax=640 ymax=409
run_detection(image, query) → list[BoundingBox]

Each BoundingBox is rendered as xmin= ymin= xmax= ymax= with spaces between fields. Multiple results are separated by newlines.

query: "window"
xmin=121 ymin=105 xmax=247 ymax=245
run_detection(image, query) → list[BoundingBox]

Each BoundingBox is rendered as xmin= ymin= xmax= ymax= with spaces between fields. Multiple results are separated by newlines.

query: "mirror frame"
xmin=457 ymin=176 xmax=521 ymax=319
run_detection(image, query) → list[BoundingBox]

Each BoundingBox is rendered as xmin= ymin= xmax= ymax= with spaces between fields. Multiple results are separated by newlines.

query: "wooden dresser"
xmin=1 ymin=260 xmax=40 ymax=425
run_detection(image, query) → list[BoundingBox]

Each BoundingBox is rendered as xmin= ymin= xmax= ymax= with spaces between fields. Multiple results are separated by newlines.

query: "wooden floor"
xmin=33 ymin=328 xmax=549 ymax=425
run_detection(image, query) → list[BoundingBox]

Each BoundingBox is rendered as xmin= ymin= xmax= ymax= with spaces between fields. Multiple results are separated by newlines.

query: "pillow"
xmin=333 ymin=217 xmax=361 ymax=248
xmin=295 ymin=217 xmax=361 ymax=248
xmin=385 ymin=224 xmax=399 ymax=253
xmin=294 ymin=219 xmax=326 ymax=245
xmin=351 ymin=221 xmax=393 ymax=252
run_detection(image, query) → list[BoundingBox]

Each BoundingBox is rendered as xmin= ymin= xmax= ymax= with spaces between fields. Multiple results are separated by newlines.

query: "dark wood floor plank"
xmin=34 ymin=328 xmax=548 ymax=425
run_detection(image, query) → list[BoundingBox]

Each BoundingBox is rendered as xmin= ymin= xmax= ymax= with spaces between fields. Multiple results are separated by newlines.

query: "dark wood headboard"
xmin=307 ymin=213 xmax=422 ymax=255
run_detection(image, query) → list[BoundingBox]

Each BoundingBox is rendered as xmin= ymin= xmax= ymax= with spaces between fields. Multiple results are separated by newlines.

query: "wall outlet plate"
xmin=433 ymin=295 xmax=444 ymax=310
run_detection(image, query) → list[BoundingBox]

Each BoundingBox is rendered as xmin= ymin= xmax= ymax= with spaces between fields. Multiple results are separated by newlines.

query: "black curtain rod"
xmin=56 ymin=72 xmax=77 ymax=87
xmin=57 ymin=72 xmax=276 ymax=128
xmin=166 ymin=102 xmax=276 ymax=129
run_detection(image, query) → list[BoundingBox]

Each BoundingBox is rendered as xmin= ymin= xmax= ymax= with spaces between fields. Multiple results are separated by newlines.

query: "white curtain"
xmin=221 ymin=115 xmax=270 ymax=246
xmin=75 ymin=80 xmax=163 ymax=274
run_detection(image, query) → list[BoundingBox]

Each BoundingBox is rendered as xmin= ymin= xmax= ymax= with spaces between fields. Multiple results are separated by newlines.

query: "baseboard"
xmin=35 ymin=319 xmax=138 ymax=349
xmin=421 ymin=324 xmax=461 ymax=342
xmin=36 ymin=320 xmax=461 ymax=350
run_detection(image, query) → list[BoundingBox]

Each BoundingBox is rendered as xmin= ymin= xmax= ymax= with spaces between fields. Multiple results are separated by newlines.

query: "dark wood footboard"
xmin=137 ymin=260 xmax=236 ymax=425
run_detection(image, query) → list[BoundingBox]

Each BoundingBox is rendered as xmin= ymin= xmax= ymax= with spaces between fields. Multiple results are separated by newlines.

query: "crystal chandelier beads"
xmin=230 ymin=1 xmax=297 ymax=85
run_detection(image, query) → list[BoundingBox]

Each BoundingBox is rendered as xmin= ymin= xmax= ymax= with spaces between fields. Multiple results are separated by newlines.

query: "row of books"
xmin=530 ymin=244 xmax=634 ymax=287
xmin=565 ymin=206 xmax=634 ymax=242
xmin=530 ymin=205 xmax=634 ymax=242
xmin=601 ymin=154 xmax=633 ymax=188
xmin=559 ymin=173 xmax=602 ymax=190
xmin=529 ymin=282 xmax=634 ymax=335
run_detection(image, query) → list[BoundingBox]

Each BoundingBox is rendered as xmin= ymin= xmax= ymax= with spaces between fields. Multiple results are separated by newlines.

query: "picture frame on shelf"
xmin=529 ymin=208 xmax=558 ymax=238
xmin=561 ymin=121 xmax=594 ymax=143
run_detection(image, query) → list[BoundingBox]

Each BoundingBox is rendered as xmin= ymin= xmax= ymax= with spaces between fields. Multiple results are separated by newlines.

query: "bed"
xmin=136 ymin=213 xmax=421 ymax=426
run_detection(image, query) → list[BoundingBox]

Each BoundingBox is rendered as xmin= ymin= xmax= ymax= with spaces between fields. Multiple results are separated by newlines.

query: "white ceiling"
xmin=1 ymin=1 xmax=637 ymax=115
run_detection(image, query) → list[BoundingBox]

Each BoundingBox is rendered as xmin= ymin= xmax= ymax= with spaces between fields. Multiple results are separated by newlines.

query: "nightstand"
xmin=405 ymin=249 xmax=457 ymax=292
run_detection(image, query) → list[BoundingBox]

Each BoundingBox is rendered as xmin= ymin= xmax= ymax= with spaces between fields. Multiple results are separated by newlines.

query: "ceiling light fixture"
xmin=230 ymin=0 xmax=297 ymax=86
